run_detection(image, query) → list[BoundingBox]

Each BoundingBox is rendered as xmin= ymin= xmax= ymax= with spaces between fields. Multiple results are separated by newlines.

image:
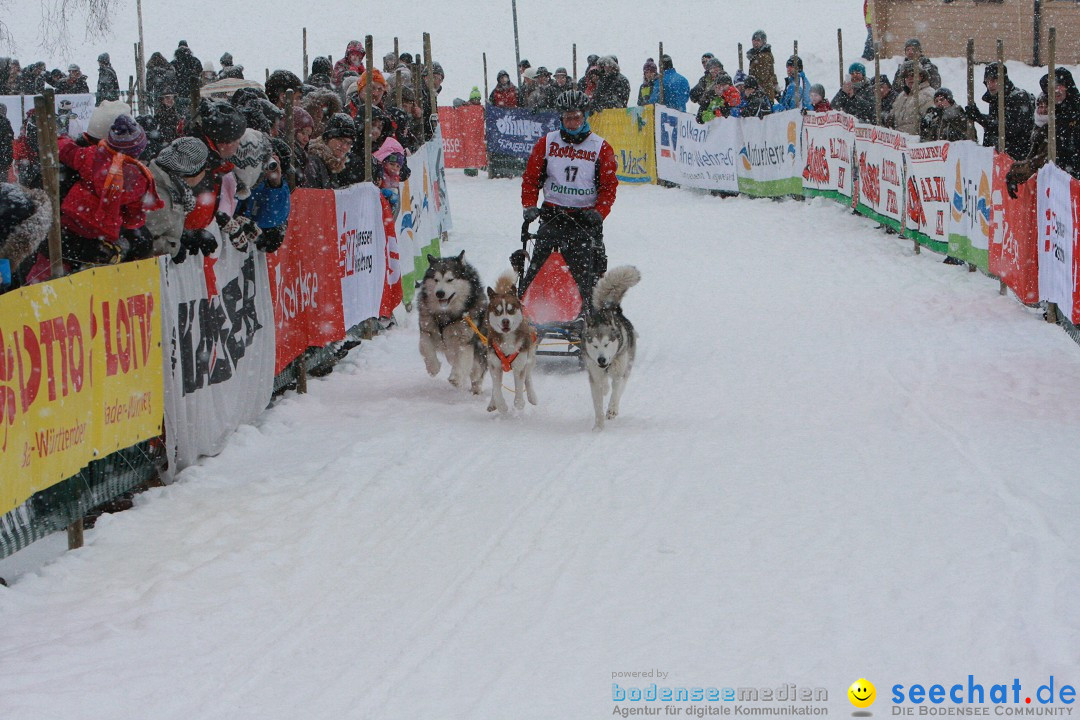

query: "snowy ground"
xmin=3 ymin=172 xmax=1080 ymax=718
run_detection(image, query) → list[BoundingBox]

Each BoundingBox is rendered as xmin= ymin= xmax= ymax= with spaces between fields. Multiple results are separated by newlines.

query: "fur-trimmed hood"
xmin=0 ymin=186 xmax=52 ymax=274
xmin=307 ymin=138 xmax=347 ymax=174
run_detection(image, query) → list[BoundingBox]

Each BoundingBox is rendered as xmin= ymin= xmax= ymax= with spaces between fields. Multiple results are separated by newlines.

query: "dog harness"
xmin=464 ymin=315 xmax=536 ymax=372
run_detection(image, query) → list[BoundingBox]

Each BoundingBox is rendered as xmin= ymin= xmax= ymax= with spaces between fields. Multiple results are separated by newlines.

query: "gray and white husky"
xmin=417 ymin=252 xmax=487 ymax=393
xmin=582 ymin=266 xmax=640 ymax=431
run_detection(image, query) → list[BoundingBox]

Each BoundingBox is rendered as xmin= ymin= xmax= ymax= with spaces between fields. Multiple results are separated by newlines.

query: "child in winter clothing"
xmin=145 ymin=136 xmax=218 ymax=263
xmin=699 ymin=73 xmax=742 ymax=121
xmin=637 ymin=58 xmax=660 ymax=106
xmin=809 ymin=84 xmax=831 ymax=112
xmin=489 ymin=70 xmax=519 ymax=108
xmin=57 ymin=115 xmax=163 ymax=267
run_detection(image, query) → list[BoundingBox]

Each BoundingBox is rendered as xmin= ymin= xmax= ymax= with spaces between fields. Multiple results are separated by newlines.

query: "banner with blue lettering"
xmin=484 ymin=106 xmax=560 ymax=159
xmin=654 ymin=107 xmax=740 ymax=191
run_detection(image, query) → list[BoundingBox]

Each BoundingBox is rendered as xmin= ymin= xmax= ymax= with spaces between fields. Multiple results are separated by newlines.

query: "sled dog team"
xmin=417 ymin=252 xmax=639 ymax=430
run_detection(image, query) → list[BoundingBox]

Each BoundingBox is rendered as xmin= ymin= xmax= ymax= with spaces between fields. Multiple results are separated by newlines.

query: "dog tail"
xmin=592 ymin=266 xmax=641 ymax=309
xmin=494 ymin=269 xmax=518 ymax=295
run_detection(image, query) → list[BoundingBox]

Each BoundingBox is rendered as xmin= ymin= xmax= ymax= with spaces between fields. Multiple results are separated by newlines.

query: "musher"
xmin=518 ymin=89 xmax=618 ymax=311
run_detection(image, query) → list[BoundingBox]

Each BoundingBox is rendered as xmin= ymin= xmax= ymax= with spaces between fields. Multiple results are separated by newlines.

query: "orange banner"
xmin=989 ymin=153 xmax=1039 ymax=304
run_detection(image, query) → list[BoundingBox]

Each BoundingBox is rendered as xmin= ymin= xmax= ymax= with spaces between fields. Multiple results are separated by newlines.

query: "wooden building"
xmin=872 ymin=0 xmax=1080 ymax=65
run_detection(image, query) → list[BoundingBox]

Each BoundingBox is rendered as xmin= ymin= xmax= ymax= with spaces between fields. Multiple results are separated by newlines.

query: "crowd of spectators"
xmin=0 ymin=38 xmax=441 ymax=293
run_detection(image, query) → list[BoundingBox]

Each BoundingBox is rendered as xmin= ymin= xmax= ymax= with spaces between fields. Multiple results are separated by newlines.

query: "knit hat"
xmin=554 ymin=67 xmax=568 ymax=77
xmin=786 ymin=55 xmax=804 ymax=70
xmin=934 ymin=87 xmax=954 ymax=102
xmin=68 ymin=63 xmax=80 ymax=73
xmin=810 ymin=83 xmax=826 ymax=98
xmin=706 ymin=58 xmax=723 ymax=72
xmin=536 ymin=66 xmax=551 ymax=77
xmin=322 ymin=112 xmax=356 ymax=141
xmin=156 ymin=136 xmax=209 ymax=176
xmin=734 ymin=70 xmax=747 ymax=86
xmin=983 ymin=63 xmax=1008 ymax=81
xmin=355 ymin=69 xmax=387 ymax=93
xmin=469 ymin=86 xmax=482 ymax=101
xmin=848 ymin=62 xmax=866 ymax=76
xmin=312 ymin=56 xmax=332 ymax=75
xmin=220 ymin=52 xmax=233 ymax=66
xmin=701 ymin=52 xmax=715 ymax=61
xmin=422 ymin=61 xmax=444 ymax=77
xmin=98 ymin=52 xmax=110 ymax=64
xmin=292 ymin=106 xmax=314 ymax=132
xmin=752 ymin=30 xmax=767 ymax=42
xmin=643 ymin=58 xmax=658 ymax=74
xmin=199 ymin=100 xmax=246 ymax=144
xmin=743 ymin=75 xmax=760 ymax=90
xmin=107 ymin=114 xmax=148 ymax=157
xmin=265 ymin=69 xmax=303 ymax=99
xmin=87 ymin=100 xmax=132 ymax=141
xmin=518 ymin=58 xmax=531 ymax=69
xmin=905 ymin=38 xmax=922 ymax=50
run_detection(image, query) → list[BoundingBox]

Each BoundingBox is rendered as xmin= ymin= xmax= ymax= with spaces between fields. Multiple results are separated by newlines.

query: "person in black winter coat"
xmin=146 ymin=52 xmax=177 ymax=110
xmin=592 ymin=56 xmax=630 ymax=110
xmin=16 ymin=62 xmax=46 ymax=95
xmin=965 ymin=63 xmax=1034 ymax=161
xmin=171 ymin=42 xmax=203 ymax=106
xmin=96 ymin=53 xmax=120 ymax=104
xmin=420 ymin=62 xmax=443 ymax=141
xmin=1006 ymin=67 xmax=1080 ymax=194
xmin=0 ymin=105 xmax=13 ymax=177
xmin=61 ymin=64 xmax=90 ymax=94
xmin=831 ymin=62 xmax=875 ymax=122
xmin=308 ymin=57 xmax=334 ymax=90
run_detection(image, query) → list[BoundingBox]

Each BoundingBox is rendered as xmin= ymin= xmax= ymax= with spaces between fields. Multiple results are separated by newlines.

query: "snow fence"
xmin=0 ymin=136 xmax=452 ymax=559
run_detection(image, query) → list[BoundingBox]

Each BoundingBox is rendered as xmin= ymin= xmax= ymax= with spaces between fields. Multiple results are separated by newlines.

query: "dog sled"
xmin=511 ymin=216 xmax=602 ymax=360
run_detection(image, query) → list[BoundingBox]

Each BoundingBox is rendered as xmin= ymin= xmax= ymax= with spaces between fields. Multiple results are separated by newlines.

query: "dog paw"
xmin=606 ymin=408 xmax=618 ymax=420
xmin=471 ymin=382 xmax=483 ymax=395
xmin=487 ymin=402 xmax=497 ymax=412
xmin=424 ymin=360 xmax=441 ymax=376
xmin=592 ymin=422 xmax=605 ymax=432
xmin=448 ymin=374 xmax=463 ymax=388
xmin=514 ymin=397 xmax=526 ymax=410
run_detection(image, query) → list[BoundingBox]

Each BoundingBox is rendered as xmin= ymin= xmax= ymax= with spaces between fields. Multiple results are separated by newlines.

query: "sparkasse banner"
xmin=654 ymin=107 xmax=739 ymax=192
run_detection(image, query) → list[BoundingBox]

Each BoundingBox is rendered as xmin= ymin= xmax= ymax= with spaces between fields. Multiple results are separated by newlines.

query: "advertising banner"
xmin=654 ymin=107 xmax=739 ymax=191
xmin=737 ymin=110 xmax=804 ymax=197
xmin=988 ymin=154 xmax=1039 ymax=304
xmin=854 ymin=123 xmax=909 ymax=231
xmin=0 ymin=260 xmax=163 ymax=516
xmin=904 ymin=140 xmax=952 ymax=253
xmin=396 ymin=138 xmax=450 ymax=303
xmin=336 ymin=184 xmax=388 ymax=330
xmin=801 ymin=110 xmax=856 ymax=201
xmin=484 ymin=106 xmax=559 ymax=159
xmin=437 ymin=105 xmax=486 ymax=168
xmin=947 ymin=141 xmax=994 ymax=270
xmin=1037 ymin=163 xmax=1080 ymax=323
xmin=592 ymin=105 xmax=658 ymax=185
xmin=266 ymin=189 xmax=346 ymax=374
xmin=160 ymin=227 xmax=276 ymax=476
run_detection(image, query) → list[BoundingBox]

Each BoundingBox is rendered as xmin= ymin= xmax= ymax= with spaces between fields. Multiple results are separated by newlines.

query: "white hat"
xmin=202 ymin=59 xmax=216 ymax=73
xmin=523 ymin=67 xmax=538 ymax=80
xmin=344 ymin=78 xmax=359 ymax=98
xmin=87 ymin=99 xmax=131 ymax=140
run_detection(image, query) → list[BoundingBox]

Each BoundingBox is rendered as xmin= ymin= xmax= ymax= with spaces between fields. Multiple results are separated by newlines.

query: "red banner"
xmin=989 ymin=153 xmax=1039 ymax=304
xmin=437 ymin=105 xmax=486 ymax=168
xmin=267 ymin=189 xmax=347 ymax=374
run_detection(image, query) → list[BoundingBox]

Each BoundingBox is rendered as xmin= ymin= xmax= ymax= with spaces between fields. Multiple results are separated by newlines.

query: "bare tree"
xmin=0 ymin=0 xmax=121 ymax=55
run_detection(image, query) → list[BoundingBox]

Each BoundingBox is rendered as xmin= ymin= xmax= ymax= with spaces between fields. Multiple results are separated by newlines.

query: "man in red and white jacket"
xmin=520 ymin=90 xmax=618 ymax=310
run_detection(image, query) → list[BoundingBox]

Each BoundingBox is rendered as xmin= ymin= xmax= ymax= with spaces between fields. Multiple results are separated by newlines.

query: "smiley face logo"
xmin=848 ymin=678 xmax=876 ymax=708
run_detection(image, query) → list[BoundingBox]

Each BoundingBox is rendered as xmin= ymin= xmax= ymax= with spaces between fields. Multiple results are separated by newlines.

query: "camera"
xmin=267 ymin=158 xmax=280 ymax=172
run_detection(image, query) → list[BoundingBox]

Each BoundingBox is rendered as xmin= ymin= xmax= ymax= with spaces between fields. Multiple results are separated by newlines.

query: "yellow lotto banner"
xmin=591 ymin=104 xmax=658 ymax=185
xmin=0 ymin=260 xmax=163 ymax=516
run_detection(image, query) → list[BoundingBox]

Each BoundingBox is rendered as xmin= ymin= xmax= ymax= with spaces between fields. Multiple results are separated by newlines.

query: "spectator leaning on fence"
xmin=660 ymin=55 xmax=690 ymax=113
xmin=777 ymin=56 xmax=812 ymax=111
xmin=891 ymin=39 xmax=941 ymax=92
xmin=638 ymin=58 xmax=660 ymax=107
xmin=965 ymin=63 xmax=1034 ymax=162
xmin=919 ymin=88 xmax=974 ymax=143
xmin=737 ymin=75 xmax=773 ymax=119
xmin=873 ymin=73 xmax=898 ymax=118
xmin=145 ymin=137 xmax=218 ymax=264
xmin=885 ymin=62 xmax=934 ymax=135
xmin=490 ymin=70 xmax=519 ymax=108
xmin=0 ymin=183 xmax=51 ymax=292
xmin=832 ymin=62 xmax=875 ymax=122
xmin=690 ymin=53 xmax=720 ymax=107
xmin=1006 ymin=68 xmax=1080 ymax=195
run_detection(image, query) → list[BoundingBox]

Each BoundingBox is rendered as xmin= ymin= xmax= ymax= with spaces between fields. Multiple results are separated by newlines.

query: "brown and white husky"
xmin=483 ymin=270 xmax=538 ymax=413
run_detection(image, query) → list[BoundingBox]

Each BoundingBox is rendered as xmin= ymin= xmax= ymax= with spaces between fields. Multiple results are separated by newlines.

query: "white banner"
xmin=395 ymin=137 xmax=451 ymax=278
xmin=947 ymin=140 xmax=994 ymax=267
xmin=654 ymin=107 xmax=740 ymax=191
xmin=904 ymin=140 xmax=952 ymax=249
xmin=160 ymin=224 xmax=276 ymax=476
xmin=801 ymin=111 xmax=856 ymax=200
xmin=1037 ymin=163 xmax=1076 ymax=318
xmin=336 ymin=184 xmax=388 ymax=329
xmin=737 ymin=110 xmax=804 ymax=197
xmin=1 ymin=93 xmax=94 ymax=137
xmin=854 ymin=124 xmax=911 ymax=228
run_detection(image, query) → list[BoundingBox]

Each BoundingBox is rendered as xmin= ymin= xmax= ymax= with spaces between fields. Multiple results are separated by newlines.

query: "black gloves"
xmin=583 ymin=209 xmax=604 ymax=227
xmin=121 ymin=226 xmax=154 ymax=260
xmin=523 ymin=206 xmax=541 ymax=223
xmin=964 ymin=103 xmax=984 ymax=125
xmin=175 ymin=229 xmax=218 ymax=263
xmin=509 ymin=249 xmax=528 ymax=276
xmin=255 ymin=225 xmax=286 ymax=253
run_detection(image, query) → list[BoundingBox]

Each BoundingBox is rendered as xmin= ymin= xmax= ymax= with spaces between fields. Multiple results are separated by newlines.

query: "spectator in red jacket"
xmin=489 ymin=70 xmax=519 ymax=108
xmin=810 ymin=84 xmax=832 ymax=112
xmin=57 ymin=115 xmax=163 ymax=269
xmin=332 ymin=40 xmax=367 ymax=89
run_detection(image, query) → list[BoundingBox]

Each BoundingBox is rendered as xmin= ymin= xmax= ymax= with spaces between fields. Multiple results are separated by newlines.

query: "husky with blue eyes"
xmin=582 ymin=266 xmax=640 ymax=431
